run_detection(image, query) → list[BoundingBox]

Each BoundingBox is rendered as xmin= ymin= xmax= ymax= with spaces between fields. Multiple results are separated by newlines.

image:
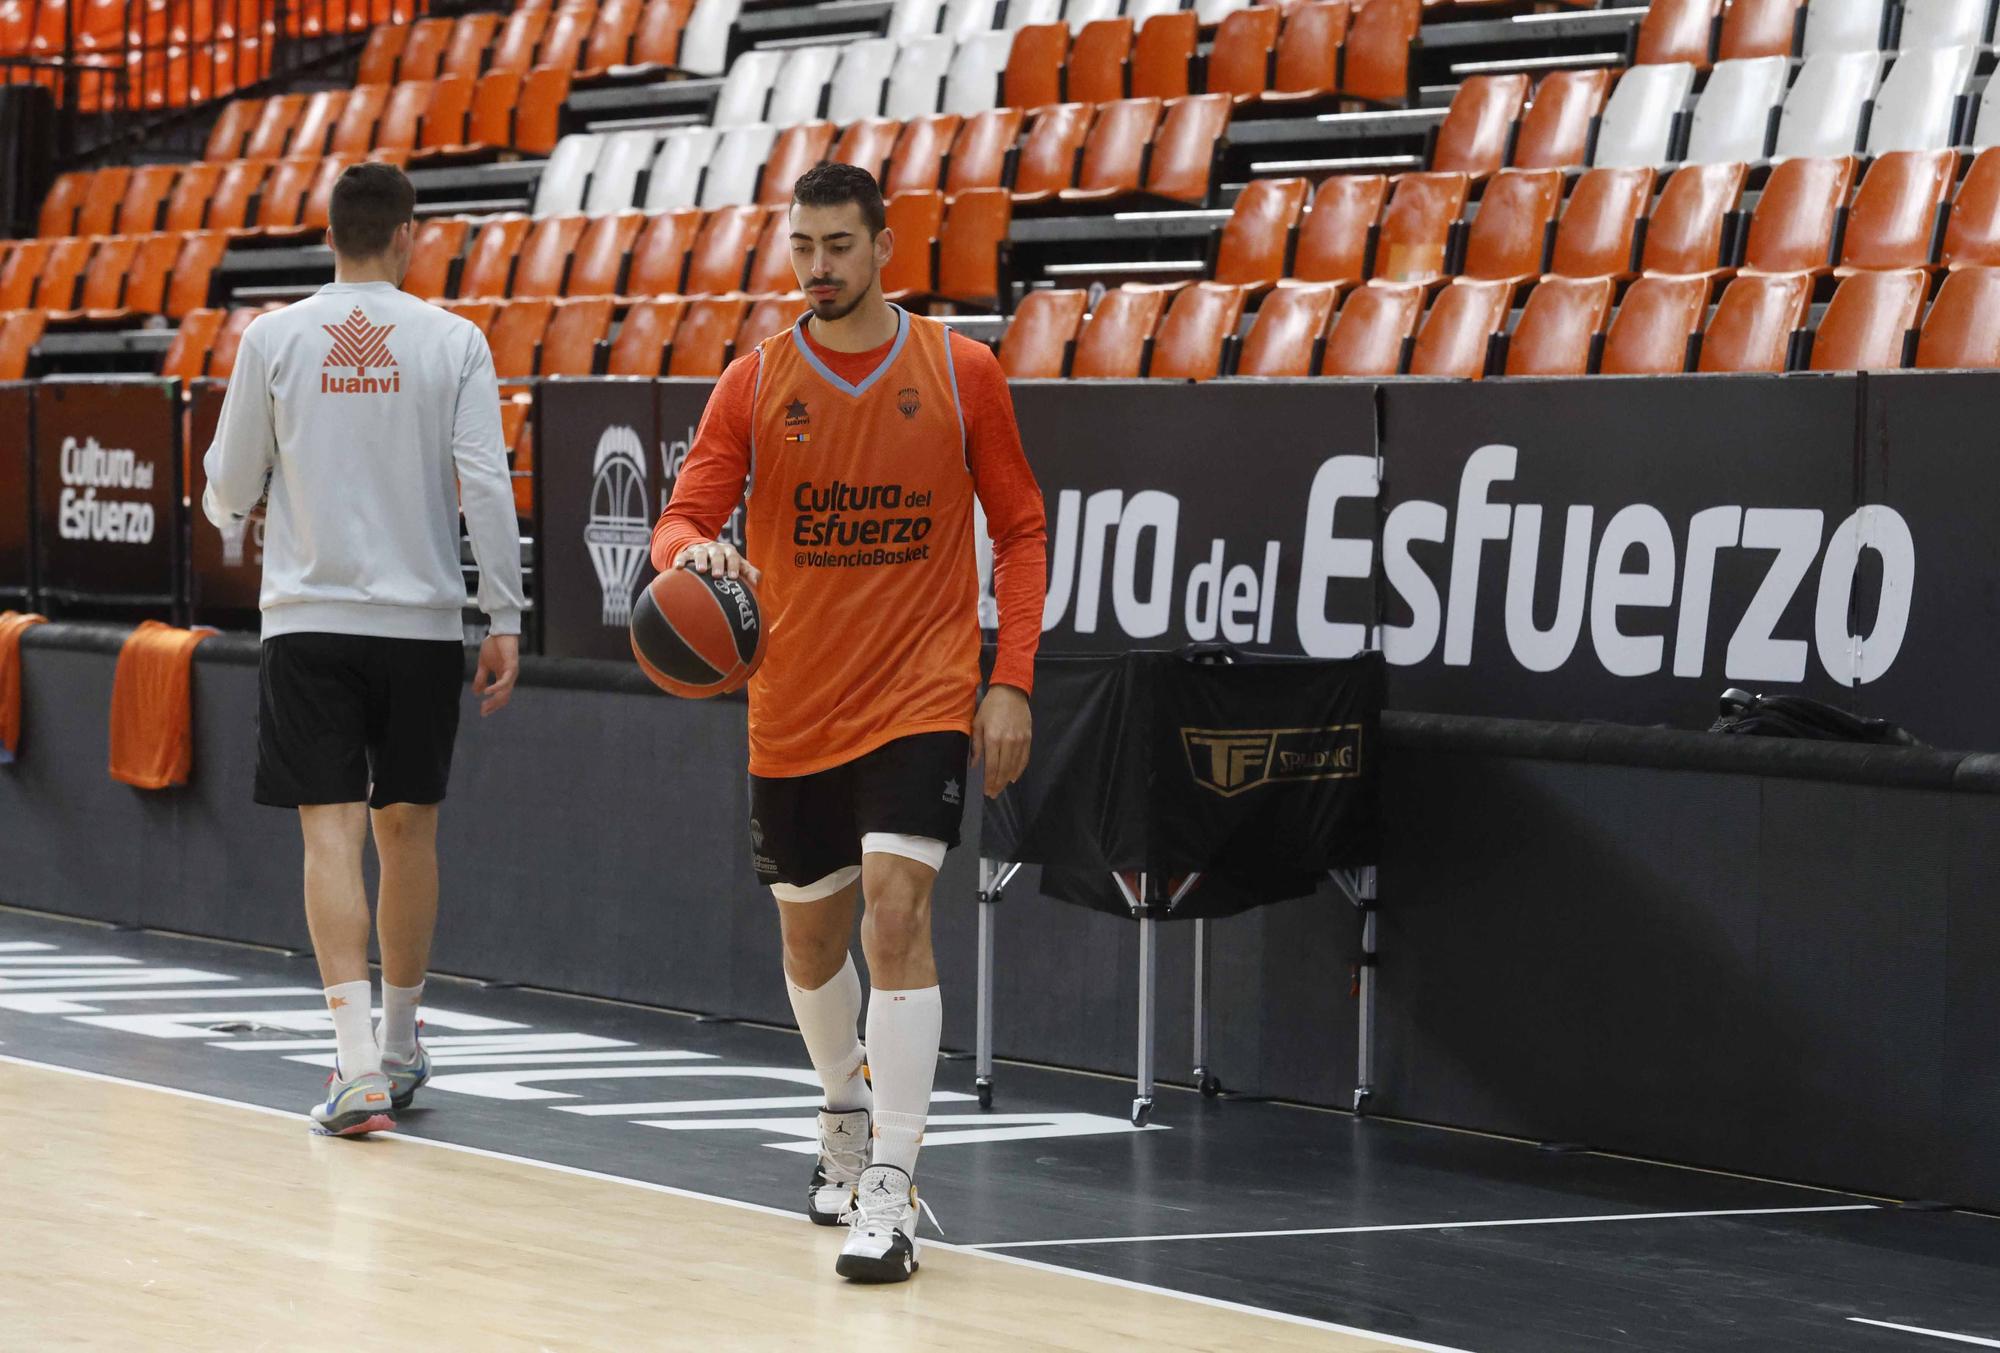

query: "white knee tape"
xmin=771 ymin=865 xmax=861 ymax=903
xmin=861 ymin=832 xmax=948 ymax=872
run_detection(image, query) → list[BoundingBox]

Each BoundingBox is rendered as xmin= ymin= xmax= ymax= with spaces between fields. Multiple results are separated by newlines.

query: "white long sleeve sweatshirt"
xmin=201 ymin=281 xmax=526 ymax=641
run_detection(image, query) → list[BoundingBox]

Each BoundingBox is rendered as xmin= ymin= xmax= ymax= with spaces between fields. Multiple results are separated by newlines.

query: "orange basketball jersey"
xmin=743 ymin=309 xmax=982 ymax=776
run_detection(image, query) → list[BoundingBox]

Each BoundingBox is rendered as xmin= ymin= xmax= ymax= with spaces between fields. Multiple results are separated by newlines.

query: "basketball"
xmin=629 ymin=565 xmax=767 ymax=698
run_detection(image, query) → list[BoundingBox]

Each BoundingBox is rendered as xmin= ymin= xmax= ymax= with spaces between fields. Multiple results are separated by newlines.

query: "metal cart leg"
xmin=1134 ymin=907 xmax=1157 ymax=1128
xmin=975 ymin=860 xmax=1019 ymax=1112
xmin=1332 ymin=865 xmax=1378 ymax=1116
xmin=1192 ymin=918 xmax=1220 ymax=1098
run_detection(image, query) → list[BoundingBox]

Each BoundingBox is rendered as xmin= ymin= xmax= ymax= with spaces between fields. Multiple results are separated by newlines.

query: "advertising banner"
xmin=33 ymin=378 xmax=182 ymax=611
xmin=184 ymin=379 xmax=264 ymax=622
xmin=537 ymin=377 xmax=666 ymax=661
xmin=0 ymin=382 xmax=31 ymax=607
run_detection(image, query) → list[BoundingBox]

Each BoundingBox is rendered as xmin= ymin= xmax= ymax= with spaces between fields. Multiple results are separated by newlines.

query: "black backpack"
xmin=1708 ymin=688 xmax=1923 ymax=747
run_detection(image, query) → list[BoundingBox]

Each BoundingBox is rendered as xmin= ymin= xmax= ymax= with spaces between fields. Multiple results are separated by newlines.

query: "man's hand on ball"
xmin=674 ymin=540 xmax=761 ymax=585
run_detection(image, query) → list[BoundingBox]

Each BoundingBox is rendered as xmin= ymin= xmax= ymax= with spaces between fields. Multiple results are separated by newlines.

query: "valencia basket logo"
xmin=1180 ymin=725 xmax=1365 ymax=797
xmin=585 ymin=425 xmax=650 ymax=626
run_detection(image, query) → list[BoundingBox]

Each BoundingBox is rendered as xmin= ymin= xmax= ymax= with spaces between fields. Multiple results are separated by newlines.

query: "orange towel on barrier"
xmin=0 ymin=610 xmax=49 ymax=764
xmin=108 ymin=621 xmax=216 ymax=790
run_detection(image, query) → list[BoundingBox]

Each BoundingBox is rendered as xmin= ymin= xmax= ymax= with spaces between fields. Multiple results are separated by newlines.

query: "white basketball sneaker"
xmin=836 ymin=1164 xmax=937 ymax=1283
xmin=807 ymin=1107 xmax=870 ymax=1226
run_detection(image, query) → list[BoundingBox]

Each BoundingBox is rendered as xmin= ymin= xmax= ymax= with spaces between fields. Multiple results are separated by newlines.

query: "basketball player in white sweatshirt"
xmin=202 ymin=162 xmax=527 ymax=1136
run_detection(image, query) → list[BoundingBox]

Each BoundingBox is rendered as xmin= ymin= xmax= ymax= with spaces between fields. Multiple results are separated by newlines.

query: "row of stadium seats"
xmin=531 ymin=93 xmax=1230 ymax=215
xmin=1168 ymin=150 xmax=2000 ymax=295
xmin=1603 ymin=45 xmax=1997 ymax=167
xmin=1000 ymin=263 xmax=2000 ymax=377
xmin=198 ymin=69 xmax=571 ymax=164
xmin=0 ymin=230 xmax=228 ymax=317
xmin=1635 ymin=0 xmax=1996 ymax=65
xmin=397 ymin=193 xmax=1007 ymax=305
xmin=40 ymin=150 xmax=406 ymax=239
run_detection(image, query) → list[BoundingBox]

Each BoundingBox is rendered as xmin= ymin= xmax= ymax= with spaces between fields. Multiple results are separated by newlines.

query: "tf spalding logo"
xmin=320 ymin=308 xmax=400 ymax=394
xmin=1180 ymin=726 xmax=1365 ymax=797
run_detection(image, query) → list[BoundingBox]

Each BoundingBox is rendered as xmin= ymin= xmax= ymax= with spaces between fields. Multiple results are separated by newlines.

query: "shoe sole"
xmin=807 ymin=1204 xmax=845 ymax=1228
xmin=835 ymin=1251 xmax=918 ymax=1283
xmin=390 ymin=1085 xmax=424 ymax=1111
xmin=312 ymin=1111 xmax=396 ymax=1137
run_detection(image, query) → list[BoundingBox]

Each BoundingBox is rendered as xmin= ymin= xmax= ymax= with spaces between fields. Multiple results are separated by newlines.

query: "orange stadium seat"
xmin=537 ymin=3 xmax=597 ymax=71
xmin=1142 ymin=93 xmax=1230 ymax=204
xmin=937 ymin=187 xmax=1012 ymax=306
xmin=205 ymin=159 xmax=267 ymax=232
xmin=1697 ymin=271 xmax=1811 ymax=372
xmin=444 ymin=299 xmax=499 ymax=333
xmin=0 ymin=242 xmax=48 ymax=310
xmin=0 ymin=310 xmax=47 ymax=380
xmin=580 ymin=0 xmax=644 ymax=77
xmin=203 ymin=97 xmax=261 ymax=160
xmin=1237 ymin=281 xmax=1340 ymax=376
xmin=1836 ymin=150 xmax=1955 ymax=275
xmin=1641 ymin=162 xmax=1746 ymax=278
xmin=1431 ymin=75 xmax=1529 ymax=179
xmin=627 ymin=0 xmax=691 ymax=69
xmin=161 ymin=307 xmax=226 ymax=380
xmin=1262 ymin=2 xmax=1346 ymax=105
xmin=1461 ymin=168 xmax=1561 ymax=285
xmin=1374 ymin=171 xmax=1468 ymax=285
xmin=162 ymin=162 xmax=222 ymax=232
xmin=834 ymin=118 xmax=905 ymax=180
xmin=240 ymin=93 xmax=303 ymax=160
xmin=39 ymin=171 xmax=90 ymax=237
xmin=1071 ymin=286 xmax=1166 ymax=377
xmin=513 ymin=214 xmax=590 ymax=299
xmin=1067 ymin=18 xmax=1132 ymax=104
xmin=208 ymin=305 xmax=267 ymax=380
xmin=166 ymin=232 xmax=229 ymax=317
xmin=668 ymin=295 xmax=749 ymax=375
xmin=948 ymin=108 xmax=1023 ymax=195
xmin=1636 ymin=0 xmax=1719 ymax=68
xmin=624 ymin=210 xmax=702 ymax=297
xmin=1291 ymin=173 xmax=1387 ymax=289
xmin=355 ymin=22 xmax=410 ymax=83
xmin=459 ymin=216 xmax=534 ymax=298
xmin=1504 ymin=275 xmax=1615 ymax=376
xmin=1512 ymin=69 xmax=1612 ymax=170
xmin=1215 ymin=176 xmax=1308 ymax=290
xmin=1064 ymin=97 xmax=1162 ymax=202
xmin=1916 ymin=266 xmax=2000 ymax=367
xmin=1718 ymin=0 xmax=1802 ymax=61
xmin=1941 ymin=148 xmax=2000 ymax=271
xmin=403 ymin=218 xmax=470 ymax=299
xmin=1809 ymin=267 xmax=1926 ymax=371
xmin=75 ymin=166 xmax=131 ymax=237
xmin=746 ymin=207 xmax=796 ymax=295
xmin=1149 ymin=281 xmax=1246 ymax=379
xmin=400 ymin=16 xmax=456 ymax=80
xmin=608 ymin=297 xmax=686 ymax=375
xmin=412 ymin=74 xmax=476 ymax=158
xmin=1601 ymin=274 xmax=1710 ymax=373
xmin=1132 ymin=11 xmax=1196 ymax=100
xmin=1206 ymin=5 xmax=1279 ymax=103
xmin=488 ymin=6 xmax=551 ymax=73
xmin=331 ymin=82 xmax=390 ymax=153
xmin=373 ymin=79 xmax=432 ymax=152
xmin=762 ymin=123 xmax=839 ymax=206
xmin=1548 ymin=167 xmax=1653 ymax=280
xmin=443 ymin=12 xmax=503 ymax=80
xmin=998 ymin=288 xmax=1088 ymax=377
xmin=1014 ymin=103 xmax=1097 ymax=203
xmin=881 ymin=190 xmax=944 ymax=299
xmin=1320 ymin=282 xmax=1424 ymax=375
xmin=297 ymin=155 xmax=359 ymax=233
xmin=1341 ymin=0 xmax=1416 ymax=104
xmin=1004 ymin=23 xmax=1067 ymax=109
xmin=737 ymin=293 xmax=807 ymax=352
xmin=568 ymin=212 xmax=646 ymax=297
xmin=537 ymin=296 xmax=616 ymax=374
xmin=114 ymin=164 xmax=180 ymax=234
xmin=1409 ymin=277 xmax=1511 ymax=378
xmin=490 ymin=298 xmax=554 ymax=378
xmin=685 ymin=205 xmax=764 ymax=295
xmin=1740 ymin=156 xmax=1856 ymax=277
xmin=885 ymin=114 xmax=962 ymax=195
xmin=287 ymin=89 xmax=348 ymax=157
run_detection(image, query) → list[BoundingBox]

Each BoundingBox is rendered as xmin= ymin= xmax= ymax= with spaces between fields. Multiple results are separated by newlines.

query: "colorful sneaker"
xmin=807 ymin=1108 xmax=870 ymax=1226
xmin=836 ymin=1164 xmax=937 ymax=1283
xmin=381 ymin=1041 xmax=431 ymax=1111
xmin=309 ymin=1069 xmax=396 ymax=1137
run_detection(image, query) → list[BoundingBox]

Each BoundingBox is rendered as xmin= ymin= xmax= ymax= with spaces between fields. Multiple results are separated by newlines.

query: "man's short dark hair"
xmin=328 ymin=162 xmax=416 ymax=259
xmin=791 ymin=161 xmax=886 ymax=236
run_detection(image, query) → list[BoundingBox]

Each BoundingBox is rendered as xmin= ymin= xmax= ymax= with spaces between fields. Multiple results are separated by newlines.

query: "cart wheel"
xmin=1130 ymin=1098 xmax=1152 ymax=1127
xmin=976 ymin=1078 xmax=993 ymax=1111
xmin=1199 ymin=1073 xmax=1223 ymax=1099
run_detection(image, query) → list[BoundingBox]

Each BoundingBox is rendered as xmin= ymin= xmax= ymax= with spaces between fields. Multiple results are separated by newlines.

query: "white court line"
xmin=1850 ymin=1318 xmax=2000 ymax=1348
xmin=0 ymin=1053 xmax=1480 ymax=1353
xmin=968 ymin=1204 xmax=1880 ymax=1250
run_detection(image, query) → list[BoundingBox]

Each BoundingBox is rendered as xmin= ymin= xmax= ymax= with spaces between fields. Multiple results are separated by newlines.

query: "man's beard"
xmin=808 ymin=282 xmax=867 ymax=322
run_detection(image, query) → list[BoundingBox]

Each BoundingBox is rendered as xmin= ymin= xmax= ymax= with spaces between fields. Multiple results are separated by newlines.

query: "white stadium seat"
xmin=1773 ymin=50 xmax=1882 ymax=159
xmin=944 ymin=31 xmax=1014 ymax=115
xmin=886 ymin=35 xmax=956 ymax=117
xmin=1895 ymin=0 xmax=1989 ymax=49
xmin=1591 ymin=62 xmax=1696 ymax=168
xmin=1800 ymin=0 xmax=1890 ymax=53
xmin=769 ymin=45 xmax=841 ymax=126
xmin=644 ymin=126 xmax=720 ymax=211
xmin=1683 ymin=56 xmax=1789 ymax=165
xmin=583 ymin=130 xmax=659 ymax=216
xmin=1865 ymin=44 xmax=1976 ymax=153
xmin=677 ymin=0 xmax=742 ymax=74
xmin=712 ymin=49 xmax=786 ymax=127
xmin=533 ymin=134 xmax=603 ymax=217
xmin=700 ymin=123 xmax=779 ymax=208
xmin=828 ymin=39 xmax=897 ymax=123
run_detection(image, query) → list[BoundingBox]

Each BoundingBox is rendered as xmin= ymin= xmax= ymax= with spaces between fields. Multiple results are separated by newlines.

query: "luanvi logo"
xmin=320 ymin=308 xmax=400 ymax=394
xmin=1180 ymin=725 xmax=1364 ymax=797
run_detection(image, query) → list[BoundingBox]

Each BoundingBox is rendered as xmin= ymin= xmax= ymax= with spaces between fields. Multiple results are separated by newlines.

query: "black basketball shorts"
xmin=255 ymin=632 xmax=465 ymax=810
xmin=749 ymin=732 xmax=971 ymax=896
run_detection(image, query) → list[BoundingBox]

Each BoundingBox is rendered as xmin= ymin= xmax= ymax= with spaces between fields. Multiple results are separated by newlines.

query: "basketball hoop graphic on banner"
xmin=585 ymin=425 xmax=650 ymax=627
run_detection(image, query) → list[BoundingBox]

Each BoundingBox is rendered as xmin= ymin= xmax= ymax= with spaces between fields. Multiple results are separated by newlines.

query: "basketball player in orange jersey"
xmin=651 ymin=163 xmax=1047 ymax=1283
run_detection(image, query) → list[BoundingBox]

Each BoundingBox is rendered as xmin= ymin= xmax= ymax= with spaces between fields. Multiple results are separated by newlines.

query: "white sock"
xmin=786 ymin=954 xmax=872 ymax=1113
xmin=378 ymin=980 xmax=424 ymax=1061
xmin=325 ymin=980 xmax=380 ymax=1078
xmin=865 ymin=984 xmax=941 ymax=1176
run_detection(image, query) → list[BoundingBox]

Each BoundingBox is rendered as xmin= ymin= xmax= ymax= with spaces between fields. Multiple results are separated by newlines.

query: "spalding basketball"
xmin=630 ymin=566 xmax=767 ymax=698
